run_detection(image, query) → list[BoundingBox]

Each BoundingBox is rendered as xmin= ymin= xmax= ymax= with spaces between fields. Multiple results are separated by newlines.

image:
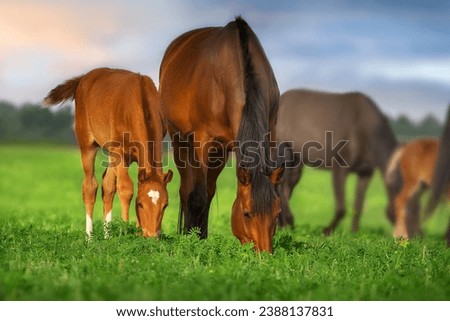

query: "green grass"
xmin=0 ymin=145 xmax=448 ymax=300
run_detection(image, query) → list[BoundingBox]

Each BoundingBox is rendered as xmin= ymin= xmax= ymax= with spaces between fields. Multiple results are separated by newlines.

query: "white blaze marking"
xmin=86 ymin=214 xmax=93 ymax=237
xmin=148 ymin=189 xmax=160 ymax=205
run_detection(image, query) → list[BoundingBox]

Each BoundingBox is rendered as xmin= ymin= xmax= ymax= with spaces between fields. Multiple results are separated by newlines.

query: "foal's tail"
xmin=384 ymin=145 xmax=405 ymax=185
xmin=43 ymin=76 xmax=82 ymax=107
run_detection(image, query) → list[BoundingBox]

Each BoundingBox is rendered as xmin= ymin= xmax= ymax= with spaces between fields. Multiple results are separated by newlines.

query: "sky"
xmin=1 ymin=0 xmax=449 ymax=121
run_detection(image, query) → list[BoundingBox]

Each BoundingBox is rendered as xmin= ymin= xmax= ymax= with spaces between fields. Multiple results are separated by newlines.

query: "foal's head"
xmin=231 ymin=164 xmax=285 ymax=253
xmin=136 ymin=169 xmax=173 ymax=237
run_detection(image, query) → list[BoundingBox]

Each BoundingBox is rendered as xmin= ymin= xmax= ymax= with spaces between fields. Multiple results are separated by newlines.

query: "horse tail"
xmin=425 ymin=108 xmax=450 ymax=216
xmin=43 ymin=76 xmax=82 ymax=107
xmin=385 ymin=145 xmax=405 ymax=185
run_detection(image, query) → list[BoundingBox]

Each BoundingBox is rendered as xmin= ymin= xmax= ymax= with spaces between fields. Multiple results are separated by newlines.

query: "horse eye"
xmin=243 ymin=212 xmax=251 ymax=220
xmin=137 ymin=202 xmax=144 ymax=209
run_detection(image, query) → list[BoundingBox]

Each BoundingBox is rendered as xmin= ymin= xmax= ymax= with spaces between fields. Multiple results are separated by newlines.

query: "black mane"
xmin=235 ymin=16 xmax=275 ymax=215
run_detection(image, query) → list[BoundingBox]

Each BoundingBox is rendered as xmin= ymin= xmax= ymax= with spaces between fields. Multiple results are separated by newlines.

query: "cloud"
xmin=0 ymin=0 xmax=448 ymax=121
xmin=361 ymin=58 xmax=450 ymax=84
xmin=0 ymin=2 xmax=116 ymax=58
xmin=0 ymin=1 xmax=121 ymax=101
xmin=0 ymin=0 xmax=236 ymax=102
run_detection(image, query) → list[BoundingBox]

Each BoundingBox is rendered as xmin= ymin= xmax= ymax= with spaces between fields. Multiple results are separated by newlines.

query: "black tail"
xmin=43 ymin=76 xmax=82 ymax=107
xmin=235 ymin=16 xmax=276 ymax=215
xmin=426 ymin=106 xmax=450 ymax=215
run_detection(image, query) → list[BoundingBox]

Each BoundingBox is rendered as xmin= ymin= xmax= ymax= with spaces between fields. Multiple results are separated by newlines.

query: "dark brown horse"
xmin=426 ymin=107 xmax=450 ymax=245
xmin=159 ymin=17 xmax=283 ymax=252
xmin=276 ymin=89 xmax=399 ymax=234
xmin=44 ymin=68 xmax=173 ymax=238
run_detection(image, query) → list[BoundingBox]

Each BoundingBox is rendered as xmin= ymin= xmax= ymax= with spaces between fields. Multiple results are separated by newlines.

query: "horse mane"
xmin=235 ymin=16 xmax=275 ymax=215
xmin=365 ymin=95 xmax=398 ymax=175
xmin=139 ymin=75 xmax=164 ymax=172
xmin=426 ymin=106 xmax=450 ymax=215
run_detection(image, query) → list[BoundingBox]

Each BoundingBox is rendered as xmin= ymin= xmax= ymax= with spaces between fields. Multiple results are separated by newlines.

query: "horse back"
xmin=276 ymin=89 xmax=393 ymax=171
xmin=159 ymin=21 xmax=278 ymax=142
xmin=75 ymin=68 xmax=162 ymax=146
xmin=400 ymin=139 xmax=440 ymax=185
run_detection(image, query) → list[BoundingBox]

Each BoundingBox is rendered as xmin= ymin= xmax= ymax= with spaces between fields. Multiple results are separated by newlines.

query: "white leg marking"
xmin=104 ymin=210 xmax=112 ymax=239
xmin=105 ymin=211 xmax=112 ymax=223
xmin=86 ymin=214 xmax=93 ymax=238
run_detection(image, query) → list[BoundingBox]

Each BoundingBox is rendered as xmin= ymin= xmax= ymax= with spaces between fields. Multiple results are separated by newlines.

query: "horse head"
xmin=231 ymin=164 xmax=285 ymax=253
xmin=136 ymin=169 xmax=173 ymax=237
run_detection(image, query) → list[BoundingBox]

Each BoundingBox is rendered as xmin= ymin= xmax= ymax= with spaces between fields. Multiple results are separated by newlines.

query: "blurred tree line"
xmin=0 ymin=100 xmax=75 ymax=144
xmin=0 ymin=100 xmax=445 ymax=145
xmin=389 ymin=113 xmax=444 ymax=142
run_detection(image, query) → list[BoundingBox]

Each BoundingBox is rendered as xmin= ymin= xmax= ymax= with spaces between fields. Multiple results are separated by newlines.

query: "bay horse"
xmin=385 ymin=138 xmax=448 ymax=240
xmin=276 ymin=89 xmax=399 ymax=234
xmin=159 ymin=17 xmax=283 ymax=253
xmin=44 ymin=68 xmax=173 ymax=238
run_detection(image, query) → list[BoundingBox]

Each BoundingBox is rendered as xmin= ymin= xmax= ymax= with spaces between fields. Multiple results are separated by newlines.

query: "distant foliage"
xmin=0 ymin=100 xmax=76 ymax=144
xmin=0 ymin=100 xmax=445 ymax=145
xmin=390 ymin=113 xmax=444 ymax=142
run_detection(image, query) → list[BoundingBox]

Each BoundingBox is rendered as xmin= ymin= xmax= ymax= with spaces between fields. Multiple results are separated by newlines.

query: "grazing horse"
xmin=385 ymin=138 xmax=448 ymax=239
xmin=159 ymin=17 xmax=283 ymax=252
xmin=276 ymin=89 xmax=399 ymax=234
xmin=426 ymin=108 xmax=450 ymax=244
xmin=44 ymin=68 xmax=173 ymax=238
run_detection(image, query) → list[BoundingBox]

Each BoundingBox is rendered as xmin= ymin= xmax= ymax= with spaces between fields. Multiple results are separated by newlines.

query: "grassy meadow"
xmin=0 ymin=144 xmax=448 ymax=300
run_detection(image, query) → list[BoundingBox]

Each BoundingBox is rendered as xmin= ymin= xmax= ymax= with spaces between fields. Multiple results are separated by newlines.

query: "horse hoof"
xmin=393 ymin=226 xmax=408 ymax=239
xmin=322 ymin=227 xmax=333 ymax=236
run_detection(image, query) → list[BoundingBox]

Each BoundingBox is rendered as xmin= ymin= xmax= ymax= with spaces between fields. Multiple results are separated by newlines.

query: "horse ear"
xmin=138 ymin=169 xmax=147 ymax=182
xmin=237 ymin=167 xmax=251 ymax=186
xmin=164 ymin=170 xmax=173 ymax=184
xmin=270 ymin=163 xmax=285 ymax=186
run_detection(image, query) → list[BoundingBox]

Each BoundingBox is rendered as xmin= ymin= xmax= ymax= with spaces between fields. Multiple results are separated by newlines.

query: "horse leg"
xmin=176 ymin=166 xmax=190 ymax=234
xmin=80 ymin=146 xmax=99 ymax=238
xmin=171 ymin=138 xmax=191 ymax=234
xmin=446 ymin=219 xmax=450 ymax=247
xmin=185 ymin=139 xmax=211 ymax=238
xmin=405 ymin=187 xmax=423 ymax=238
xmin=385 ymin=169 xmax=402 ymax=225
xmin=172 ymin=138 xmax=207 ymax=237
xmin=393 ymin=180 xmax=418 ymax=239
xmin=205 ymin=148 xmax=229 ymax=219
xmin=279 ymin=162 xmax=303 ymax=227
xmin=323 ymin=168 xmax=347 ymax=235
xmin=351 ymin=173 xmax=373 ymax=232
xmin=102 ymin=165 xmax=116 ymax=238
xmin=386 ymin=194 xmax=397 ymax=225
xmin=185 ymin=169 xmax=208 ymax=238
xmin=112 ymin=150 xmax=133 ymax=223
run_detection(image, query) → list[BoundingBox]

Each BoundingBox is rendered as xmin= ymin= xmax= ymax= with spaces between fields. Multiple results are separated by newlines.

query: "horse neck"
xmin=140 ymin=83 xmax=165 ymax=175
xmin=143 ymin=135 xmax=164 ymax=176
xmin=377 ymin=140 xmax=398 ymax=177
xmin=370 ymin=117 xmax=398 ymax=178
